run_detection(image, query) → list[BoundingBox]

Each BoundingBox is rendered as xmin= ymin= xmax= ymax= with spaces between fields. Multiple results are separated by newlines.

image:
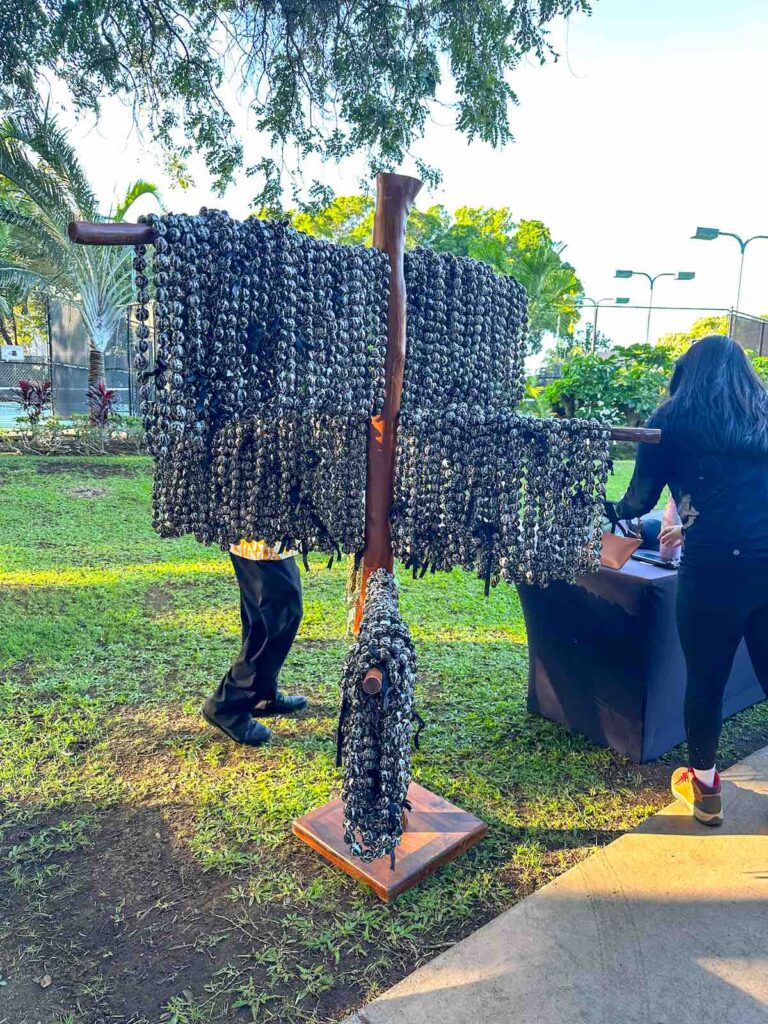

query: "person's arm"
xmin=607 ymin=413 xmax=670 ymax=522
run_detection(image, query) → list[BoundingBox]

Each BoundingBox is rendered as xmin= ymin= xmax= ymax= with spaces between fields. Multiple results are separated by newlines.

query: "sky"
xmin=63 ymin=0 xmax=768 ymax=354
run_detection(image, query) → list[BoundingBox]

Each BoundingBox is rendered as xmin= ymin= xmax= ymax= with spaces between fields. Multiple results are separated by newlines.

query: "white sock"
xmin=693 ymin=766 xmax=717 ymax=787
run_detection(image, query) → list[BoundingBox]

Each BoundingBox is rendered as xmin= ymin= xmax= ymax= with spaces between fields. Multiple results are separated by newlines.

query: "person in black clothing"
xmin=607 ymin=335 xmax=768 ymax=825
xmin=202 ymin=553 xmax=307 ymax=747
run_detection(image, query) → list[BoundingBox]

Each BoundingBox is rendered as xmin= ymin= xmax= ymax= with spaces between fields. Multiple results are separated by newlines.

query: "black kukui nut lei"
xmin=392 ymin=248 xmax=611 ymax=589
xmin=337 ymin=569 xmax=421 ymax=869
xmin=132 ymin=210 xmax=389 ymax=555
xmin=393 ymin=411 xmax=611 ymax=589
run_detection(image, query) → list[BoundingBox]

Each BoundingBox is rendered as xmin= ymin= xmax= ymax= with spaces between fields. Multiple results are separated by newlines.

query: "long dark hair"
xmin=662 ymin=335 xmax=768 ymax=454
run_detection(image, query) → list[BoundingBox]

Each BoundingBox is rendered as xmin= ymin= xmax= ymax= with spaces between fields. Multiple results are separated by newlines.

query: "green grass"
xmin=0 ymin=454 xmax=765 ymax=1023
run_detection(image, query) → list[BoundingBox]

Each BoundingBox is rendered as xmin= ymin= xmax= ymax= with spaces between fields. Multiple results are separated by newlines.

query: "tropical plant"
xmin=11 ymin=378 xmax=51 ymax=424
xmin=544 ymin=354 xmax=621 ymax=421
xmin=749 ymin=354 xmax=768 ymax=385
xmin=0 ymin=108 xmax=161 ymax=414
xmin=86 ymin=381 xmax=120 ymax=428
xmin=657 ymin=315 xmax=730 ymax=359
xmin=519 ymin=377 xmax=551 ymax=417
xmin=544 ymin=344 xmax=676 ymax=425
xmin=5 ymin=1 xmax=592 ymax=204
xmin=291 ymin=198 xmax=583 ymax=351
xmin=0 ymin=291 xmax=13 ymax=344
xmin=0 ymin=215 xmax=49 ymax=348
xmin=511 ymin=236 xmax=582 ymax=352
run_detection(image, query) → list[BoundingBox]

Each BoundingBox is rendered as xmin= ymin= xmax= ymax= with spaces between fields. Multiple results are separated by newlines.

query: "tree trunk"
xmin=88 ymin=346 xmax=105 ymax=386
xmin=0 ymin=315 xmax=12 ymax=346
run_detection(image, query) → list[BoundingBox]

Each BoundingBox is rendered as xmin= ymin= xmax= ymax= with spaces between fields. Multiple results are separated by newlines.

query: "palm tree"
xmin=0 ymin=109 xmax=160 ymax=393
xmin=511 ymin=242 xmax=582 ymax=354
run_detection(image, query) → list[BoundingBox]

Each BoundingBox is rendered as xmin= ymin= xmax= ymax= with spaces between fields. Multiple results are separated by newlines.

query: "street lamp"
xmin=614 ymin=269 xmax=695 ymax=344
xmin=692 ymin=226 xmax=768 ymax=311
xmin=579 ymin=297 xmax=630 ymax=353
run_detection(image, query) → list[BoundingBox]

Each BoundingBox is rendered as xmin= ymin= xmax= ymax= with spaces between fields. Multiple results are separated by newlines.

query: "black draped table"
xmin=518 ymin=554 xmax=765 ymax=762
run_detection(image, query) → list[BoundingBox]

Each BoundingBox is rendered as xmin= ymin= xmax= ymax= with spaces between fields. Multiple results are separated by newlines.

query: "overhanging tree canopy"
xmin=2 ymin=1 xmax=592 ymax=204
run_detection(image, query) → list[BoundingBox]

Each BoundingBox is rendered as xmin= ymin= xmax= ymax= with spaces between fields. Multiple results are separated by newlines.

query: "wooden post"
xmin=609 ymin=426 xmax=661 ymax=444
xmin=353 ymin=172 xmax=423 ymax=631
xmin=67 ymin=221 xmax=154 ymax=245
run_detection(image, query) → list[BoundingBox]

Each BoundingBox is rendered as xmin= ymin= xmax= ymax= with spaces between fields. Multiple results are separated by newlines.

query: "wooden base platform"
xmin=292 ymin=782 xmax=488 ymax=902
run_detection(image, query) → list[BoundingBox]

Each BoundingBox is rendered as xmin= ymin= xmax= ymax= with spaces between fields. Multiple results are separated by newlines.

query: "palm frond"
xmin=114 ymin=180 xmax=164 ymax=222
xmin=77 ymin=272 xmax=132 ymax=352
xmin=2 ymin=110 xmax=98 ymax=217
xmin=0 ymin=112 xmax=137 ymax=356
xmin=0 ymin=206 xmax=70 ymax=268
xmin=0 ymin=263 xmax=51 ymax=296
xmin=0 ymin=133 xmax=75 ymax=234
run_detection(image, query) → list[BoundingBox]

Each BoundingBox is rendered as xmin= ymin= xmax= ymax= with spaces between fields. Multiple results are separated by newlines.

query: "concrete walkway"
xmin=345 ymin=746 xmax=768 ymax=1024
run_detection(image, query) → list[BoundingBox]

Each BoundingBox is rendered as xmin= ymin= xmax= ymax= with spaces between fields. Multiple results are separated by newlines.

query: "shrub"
xmin=543 ymin=345 xmax=675 ymax=425
xmin=0 ymin=417 xmax=145 ymax=455
xmin=543 ymin=354 xmax=620 ymax=421
xmin=518 ymin=377 xmax=550 ymax=417
xmin=11 ymin=379 xmax=52 ymax=424
xmin=87 ymin=382 xmax=120 ymax=427
xmin=750 ymin=354 xmax=768 ymax=386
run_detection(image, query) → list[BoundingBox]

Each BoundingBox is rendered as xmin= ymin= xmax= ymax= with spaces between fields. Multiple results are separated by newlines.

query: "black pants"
xmin=209 ymin=554 xmax=303 ymax=721
xmin=677 ymin=556 xmax=768 ymax=768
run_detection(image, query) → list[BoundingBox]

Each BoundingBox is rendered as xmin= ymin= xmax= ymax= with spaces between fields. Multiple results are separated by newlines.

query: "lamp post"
xmin=579 ymin=297 xmax=630 ymax=353
xmin=615 ymin=269 xmax=695 ymax=344
xmin=691 ymin=226 xmax=768 ymax=312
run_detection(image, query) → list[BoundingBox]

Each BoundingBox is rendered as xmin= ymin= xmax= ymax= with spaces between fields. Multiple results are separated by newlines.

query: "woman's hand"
xmin=659 ymin=524 xmax=683 ymax=547
xmin=603 ymin=500 xmax=620 ymax=525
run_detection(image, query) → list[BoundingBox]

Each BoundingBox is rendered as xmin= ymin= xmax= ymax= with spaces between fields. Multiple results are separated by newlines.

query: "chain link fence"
xmin=729 ymin=312 xmax=768 ymax=356
xmin=0 ymin=302 xmax=146 ymax=426
xmin=0 ymin=358 xmax=50 ymax=427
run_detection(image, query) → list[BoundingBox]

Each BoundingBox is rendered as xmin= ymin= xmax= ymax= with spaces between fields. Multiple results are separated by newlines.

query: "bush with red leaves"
xmin=12 ymin=379 xmax=52 ymax=424
xmin=86 ymin=382 xmax=120 ymax=427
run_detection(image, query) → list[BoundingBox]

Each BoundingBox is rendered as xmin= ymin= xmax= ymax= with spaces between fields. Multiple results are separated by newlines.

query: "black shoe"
xmin=202 ymin=702 xmax=272 ymax=747
xmin=254 ymin=691 xmax=308 ymax=717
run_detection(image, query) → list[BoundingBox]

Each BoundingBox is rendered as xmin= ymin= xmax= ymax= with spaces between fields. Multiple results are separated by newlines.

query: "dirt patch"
xmin=144 ymin=584 xmax=175 ymax=619
xmin=35 ymin=461 xmax=141 ymax=477
xmin=65 ymin=485 xmax=108 ymax=499
xmin=0 ymin=803 xmax=247 ymax=1024
xmin=0 ymin=709 xmax=370 ymax=1024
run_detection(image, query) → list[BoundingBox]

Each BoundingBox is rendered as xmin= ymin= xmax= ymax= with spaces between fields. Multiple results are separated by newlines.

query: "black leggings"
xmin=677 ymin=557 xmax=768 ymax=768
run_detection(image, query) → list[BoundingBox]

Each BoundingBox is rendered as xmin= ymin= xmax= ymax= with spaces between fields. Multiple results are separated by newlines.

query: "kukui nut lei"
xmin=393 ymin=248 xmax=611 ymax=592
xmin=337 ymin=569 xmax=421 ymax=868
xmin=132 ymin=210 xmax=389 ymax=558
xmin=133 ymin=221 xmax=611 ymax=869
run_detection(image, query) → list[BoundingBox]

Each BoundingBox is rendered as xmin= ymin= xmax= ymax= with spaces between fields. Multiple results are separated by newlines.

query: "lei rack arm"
xmin=68 ymin=221 xmax=155 ymax=245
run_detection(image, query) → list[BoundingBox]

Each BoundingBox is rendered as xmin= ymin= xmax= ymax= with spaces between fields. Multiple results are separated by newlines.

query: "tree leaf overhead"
xmin=2 ymin=1 xmax=593 ymax=203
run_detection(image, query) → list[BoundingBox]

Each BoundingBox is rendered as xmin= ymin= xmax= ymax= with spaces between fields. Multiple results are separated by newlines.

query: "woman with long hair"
xmin=608 ymin=334 xmax=768 ymax=824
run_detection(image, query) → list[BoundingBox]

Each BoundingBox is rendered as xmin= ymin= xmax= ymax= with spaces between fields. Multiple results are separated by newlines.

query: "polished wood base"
xmin=292 ymin=782 xmax=488 ymax=902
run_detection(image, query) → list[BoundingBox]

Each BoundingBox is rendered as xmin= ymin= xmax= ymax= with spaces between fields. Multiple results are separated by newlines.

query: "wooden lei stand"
xmin=69 ymin=173 xmax=660 ymax=903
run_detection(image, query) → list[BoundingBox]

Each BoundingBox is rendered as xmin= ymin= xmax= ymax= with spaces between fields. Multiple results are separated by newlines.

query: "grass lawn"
xmin=1 ymin=455 xmax=767 ymax=1024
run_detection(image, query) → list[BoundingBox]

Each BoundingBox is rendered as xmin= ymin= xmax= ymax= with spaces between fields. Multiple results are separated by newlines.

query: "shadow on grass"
xmin=0 ymin=741 xmax=633 ymax=1024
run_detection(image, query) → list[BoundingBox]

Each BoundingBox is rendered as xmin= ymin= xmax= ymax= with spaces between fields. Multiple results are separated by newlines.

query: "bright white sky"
xmin=63 ymin=0 xmax=768 ymax=355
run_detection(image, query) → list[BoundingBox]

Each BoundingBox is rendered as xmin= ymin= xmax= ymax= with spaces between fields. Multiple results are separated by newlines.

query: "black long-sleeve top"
xmin=612 ymin=406 xmax=768 ymax=565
